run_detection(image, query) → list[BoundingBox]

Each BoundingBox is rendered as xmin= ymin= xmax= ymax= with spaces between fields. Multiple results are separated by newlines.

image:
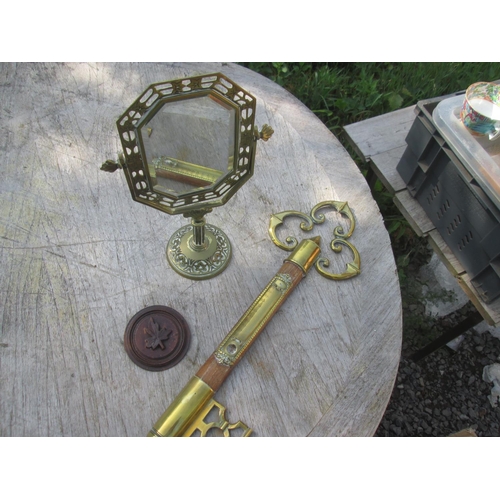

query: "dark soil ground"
xmin=375 ymin=300 xmax=500 ymax=437
xmin=373 ymin=237 xmax=500 ymax=437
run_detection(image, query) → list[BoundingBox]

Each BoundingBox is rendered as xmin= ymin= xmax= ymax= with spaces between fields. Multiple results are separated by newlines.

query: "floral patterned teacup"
xmin=460 ymin=82 xmax=500 ymax=141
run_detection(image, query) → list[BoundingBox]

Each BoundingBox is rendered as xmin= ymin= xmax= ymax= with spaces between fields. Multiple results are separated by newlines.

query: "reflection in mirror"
xmin=140 ymin=94 xmax=236 ymax=196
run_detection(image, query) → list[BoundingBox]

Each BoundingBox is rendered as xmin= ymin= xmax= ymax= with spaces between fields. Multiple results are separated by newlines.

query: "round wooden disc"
xmin=124 ymin=306 xmax=191 ymax=371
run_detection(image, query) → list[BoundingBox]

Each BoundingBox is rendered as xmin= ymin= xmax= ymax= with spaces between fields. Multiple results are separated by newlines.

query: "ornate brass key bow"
xmin=269 ymin=201 xmax=361 ymax=281
xmin=148 ymin=201 xmax=361 ymax=437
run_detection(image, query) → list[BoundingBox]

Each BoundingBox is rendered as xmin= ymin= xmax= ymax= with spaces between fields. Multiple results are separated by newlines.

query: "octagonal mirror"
xmin=140 ymin=94 xmax=236 ymax=197
xmin=102 ymin=73 xmax=273 ymax=280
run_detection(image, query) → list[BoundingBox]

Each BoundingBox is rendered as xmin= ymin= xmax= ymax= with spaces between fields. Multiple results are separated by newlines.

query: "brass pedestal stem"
xmin=190 ymin=215 xmax=208 ymax=250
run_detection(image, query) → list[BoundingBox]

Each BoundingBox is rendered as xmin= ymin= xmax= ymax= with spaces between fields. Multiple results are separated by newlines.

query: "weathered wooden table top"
xmin=0 ymin=62 xmax=402 ymax=436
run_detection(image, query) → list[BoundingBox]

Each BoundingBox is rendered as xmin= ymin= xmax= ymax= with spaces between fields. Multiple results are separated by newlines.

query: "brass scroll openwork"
xmin=269 ymin=201 xmax=361 ymax=281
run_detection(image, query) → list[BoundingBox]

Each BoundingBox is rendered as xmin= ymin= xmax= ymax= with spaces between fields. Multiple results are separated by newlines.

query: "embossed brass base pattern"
xmin=166 ymin=223 xmax=231 ymax=280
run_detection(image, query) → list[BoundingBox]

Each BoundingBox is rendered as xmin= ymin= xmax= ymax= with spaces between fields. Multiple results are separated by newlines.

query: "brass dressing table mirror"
xmin=102 ymin=73 xmax=273 ymax=279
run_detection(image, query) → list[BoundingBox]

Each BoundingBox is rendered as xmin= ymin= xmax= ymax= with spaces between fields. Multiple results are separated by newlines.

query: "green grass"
xmin=241 ymin=62 xmax=500 ymax=335
xmin=241 ymin=62 xmax=499 ymax=134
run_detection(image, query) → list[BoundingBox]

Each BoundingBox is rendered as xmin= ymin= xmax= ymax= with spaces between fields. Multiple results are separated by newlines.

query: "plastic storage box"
xmin=396 ymin=92 xmax=500 ymax=304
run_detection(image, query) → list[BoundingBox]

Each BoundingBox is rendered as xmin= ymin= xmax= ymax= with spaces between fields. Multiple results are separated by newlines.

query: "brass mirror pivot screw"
xmin=101 ymin=153 xmax=126 ymax=173
xmin=255 ymin=124 xmax=274 ymax=141
xmin=100 ymin=159 xmax=122 ymax=173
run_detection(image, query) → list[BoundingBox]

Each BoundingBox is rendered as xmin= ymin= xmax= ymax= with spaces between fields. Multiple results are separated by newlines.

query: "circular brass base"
xmin=166 ymin=223 xmax=232 ymax=280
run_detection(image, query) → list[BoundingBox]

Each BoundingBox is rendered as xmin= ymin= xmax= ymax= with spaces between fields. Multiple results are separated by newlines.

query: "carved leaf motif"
xmin=144 ymin=317 xmax=172 ymax=350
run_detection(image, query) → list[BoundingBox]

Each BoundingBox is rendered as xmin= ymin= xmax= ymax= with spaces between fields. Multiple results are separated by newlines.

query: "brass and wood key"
xmin=147 ymin=236 xmax=322 ymax=437
xmin=148 ymin=200 xmax=362 ymax=436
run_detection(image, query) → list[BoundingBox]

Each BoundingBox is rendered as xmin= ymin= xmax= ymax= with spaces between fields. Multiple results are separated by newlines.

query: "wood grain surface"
xmin=0 ymin=62 xmax=402 ymax=436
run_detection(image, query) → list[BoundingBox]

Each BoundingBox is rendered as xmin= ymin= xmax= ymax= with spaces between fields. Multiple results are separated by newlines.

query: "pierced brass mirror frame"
xmin=115 ymin=74 xmax=258 ymax=215
xmin=102 ymin=73 xmax=273 ymax=280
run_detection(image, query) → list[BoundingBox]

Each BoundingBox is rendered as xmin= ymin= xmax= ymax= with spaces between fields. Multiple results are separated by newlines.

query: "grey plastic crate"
xmin=396 ymin=93 xmax=500 ymax=304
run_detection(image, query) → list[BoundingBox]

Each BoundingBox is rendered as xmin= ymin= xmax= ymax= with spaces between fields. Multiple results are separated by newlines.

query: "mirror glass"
xmin=140 ymin=94 xmax=236 ymax=196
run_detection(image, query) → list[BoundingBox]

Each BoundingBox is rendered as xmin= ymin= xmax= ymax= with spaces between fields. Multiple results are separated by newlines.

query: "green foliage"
xmin=241 ymin=62 xmax=500 ymax=135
